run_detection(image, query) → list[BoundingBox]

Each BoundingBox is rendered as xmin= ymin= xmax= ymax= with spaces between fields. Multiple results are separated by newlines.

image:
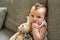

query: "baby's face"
xmin=29 ymin=7 xmax=46 ymax=25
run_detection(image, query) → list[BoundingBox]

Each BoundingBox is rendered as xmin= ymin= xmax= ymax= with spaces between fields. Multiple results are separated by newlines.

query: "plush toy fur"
xmin=9 ymin=16 xmax=33 ymax=40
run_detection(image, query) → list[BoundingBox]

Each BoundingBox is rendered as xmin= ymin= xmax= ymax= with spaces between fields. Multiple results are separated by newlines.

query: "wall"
xmin=48 ymin=0 xmax=60 ymax=40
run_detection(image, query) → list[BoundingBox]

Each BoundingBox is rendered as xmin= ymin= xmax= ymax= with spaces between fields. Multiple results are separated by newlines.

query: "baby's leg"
xmin=9 ymin=32 xmax=20 ymax=40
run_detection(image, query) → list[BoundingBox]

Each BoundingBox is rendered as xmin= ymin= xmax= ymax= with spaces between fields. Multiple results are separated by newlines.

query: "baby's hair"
xmin=32 ymin=3 xmax=48 ymax=17
xmin=33 ymin=3 xmax=47 ymax=10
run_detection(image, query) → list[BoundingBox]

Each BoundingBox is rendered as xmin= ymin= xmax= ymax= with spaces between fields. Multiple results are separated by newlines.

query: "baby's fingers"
xmin=32 ymin=23 xmax=39 ymax=29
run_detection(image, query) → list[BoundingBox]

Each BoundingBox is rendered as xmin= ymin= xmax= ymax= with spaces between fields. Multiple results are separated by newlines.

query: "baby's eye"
xmin=31 ymin=15 xmax=34 ymax=17
xmin=37 ymin=16 xmax=41 ymax=18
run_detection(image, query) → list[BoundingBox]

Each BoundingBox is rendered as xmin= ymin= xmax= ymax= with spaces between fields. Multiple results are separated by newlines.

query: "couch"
xmin=0 ymin=7 xmax=16 ymax=40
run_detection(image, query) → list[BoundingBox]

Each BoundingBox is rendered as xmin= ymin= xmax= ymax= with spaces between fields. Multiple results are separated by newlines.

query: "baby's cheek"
xmin=29 ymin=19 xmax=33 ymax=23
xmin=38 ymin=19 xmax=43 ymax=25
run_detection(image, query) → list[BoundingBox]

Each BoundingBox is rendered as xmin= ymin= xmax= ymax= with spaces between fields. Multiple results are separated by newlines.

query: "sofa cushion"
xmin=5 ymin=18 xmax=18 ymax=33
xmin=0 ymin=28 xmax=14 ymax=40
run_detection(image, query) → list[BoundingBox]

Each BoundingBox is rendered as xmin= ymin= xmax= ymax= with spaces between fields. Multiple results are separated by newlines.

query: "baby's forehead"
xmin=38 ymin=7 xmax=46 ymax=14
xmin=30 ymin=7 xmax=46 ymax=15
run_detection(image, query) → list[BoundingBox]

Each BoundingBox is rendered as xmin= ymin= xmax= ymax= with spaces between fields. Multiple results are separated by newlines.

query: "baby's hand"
xmin=32 ymin=23 xmax=39 ymax=30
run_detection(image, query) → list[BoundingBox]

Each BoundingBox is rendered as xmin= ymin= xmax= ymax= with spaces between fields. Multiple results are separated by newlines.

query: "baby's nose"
xmin=33 ymin=17 xmax=37 ymax=23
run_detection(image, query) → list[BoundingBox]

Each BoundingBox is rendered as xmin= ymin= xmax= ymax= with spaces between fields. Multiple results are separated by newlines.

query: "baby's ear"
xmin=27 ymin=16 xmax=29 ymax=22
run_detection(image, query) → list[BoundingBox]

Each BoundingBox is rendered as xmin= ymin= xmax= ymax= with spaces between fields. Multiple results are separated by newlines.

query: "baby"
xmin=9 ymin=3 xmax=47 ymax=40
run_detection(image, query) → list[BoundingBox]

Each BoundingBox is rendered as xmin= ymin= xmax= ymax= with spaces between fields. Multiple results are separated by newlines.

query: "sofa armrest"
xmin=0 ymin=7 xmax=7 ymax=29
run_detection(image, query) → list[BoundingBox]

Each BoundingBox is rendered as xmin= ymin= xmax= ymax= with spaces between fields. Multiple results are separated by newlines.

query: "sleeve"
xmin=38 ymin=20 xmax=47 ymax=29
xmin=43 ymin=20 xmax=47 ymax=28
xmin=38 ymin=20 xmax=48 ymax=40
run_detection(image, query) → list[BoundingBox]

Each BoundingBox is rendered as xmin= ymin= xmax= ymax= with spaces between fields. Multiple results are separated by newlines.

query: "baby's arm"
xmin=32 ymin=20 xmax=47 ymax=40
xmin=32 ymin=25 xmax=47 ymax=40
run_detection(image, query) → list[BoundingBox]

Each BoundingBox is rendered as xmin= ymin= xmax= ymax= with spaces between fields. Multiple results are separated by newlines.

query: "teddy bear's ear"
xmin=26 ymin=16 xmax=29 ymax=22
